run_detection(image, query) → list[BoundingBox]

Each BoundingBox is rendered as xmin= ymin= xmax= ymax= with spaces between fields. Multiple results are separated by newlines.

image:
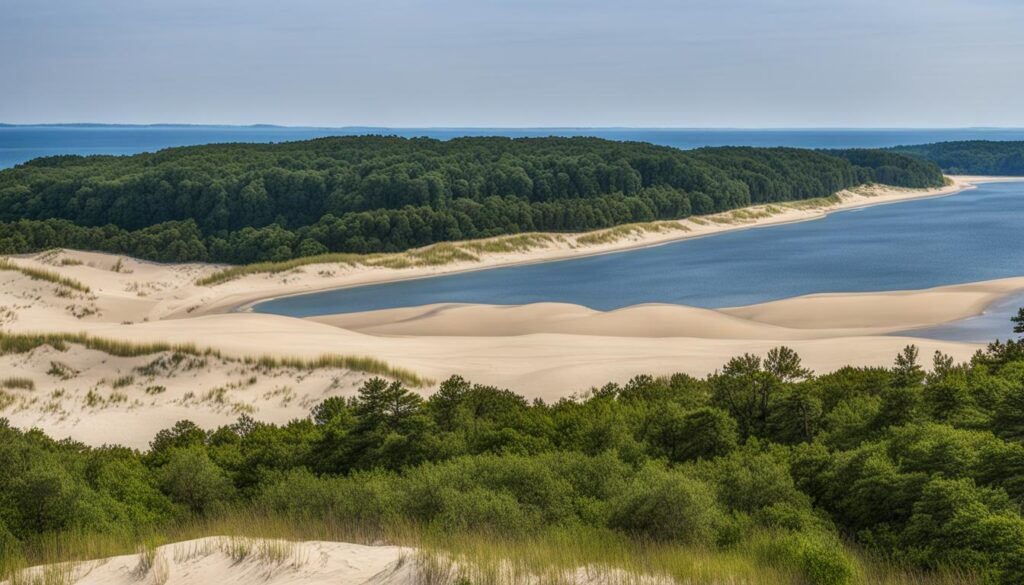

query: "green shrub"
xmin=608 ymin=463 xmax=724 ymax=545
xmin=158 ymin=447 xmax=234 ymax=514
xmin=757 ymin=531 xmax=855 ymax=585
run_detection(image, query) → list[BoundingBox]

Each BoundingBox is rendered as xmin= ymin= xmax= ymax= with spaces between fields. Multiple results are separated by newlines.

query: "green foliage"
xmin=0 ymin=137 xmax=942 ymax=264
xmin=608 ymin=463 xmax=725 ymax=544
xmin=157 ymin=447 xmax=234 ymax=514
xmin=5 ymin=338 xmax=1024 ymax=582
xmin=756 ymin=531 xmax=855 ymax=585
xmin=644 ymin=405 xmax=738 ymax=462
xmin=891 ymin=141 xmax=1024 ymax=175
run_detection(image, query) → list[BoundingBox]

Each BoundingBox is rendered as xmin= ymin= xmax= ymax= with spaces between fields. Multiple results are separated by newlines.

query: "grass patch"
xmin=460 ymin=233 xmax=558 ymax=254
xmin=46 ymin=361 xmax=77 ymax=380
xmin=195 ymin=233 xmax=562 ymax=286
xmin=1 ymin=377 xmax=34 ymax=390
xmin=111 ymin=375 xmax=135 ymax=388
xmin=0 ymin=512 xmax=978 ymax=585
xmin=781 ymin=194 xmax=843 ymax=210
xmin=0 ymin=258 xmax=90 ymax=293
xmin=576 ymin=222 xmax=688 ymax=246
xmin=0 ymin=331 xmax=430 ymax=387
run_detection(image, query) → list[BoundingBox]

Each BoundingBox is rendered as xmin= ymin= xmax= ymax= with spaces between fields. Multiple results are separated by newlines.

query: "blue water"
xmin=903 ymin=290 xmax=1024 ymax=343
xmin=5 ymin=125 xmax=1024 ymax=169
xmin=252 ymin=182 xmax=1024 ymax=344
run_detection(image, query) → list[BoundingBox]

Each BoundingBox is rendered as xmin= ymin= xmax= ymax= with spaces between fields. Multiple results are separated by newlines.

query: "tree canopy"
xmin=0 ymin=136 xmax=943 ymax=263
xmin=891 ymin=141 xmax=1024 ymax=175
xmin=4 ymin=335 xmax=1024 ymax=582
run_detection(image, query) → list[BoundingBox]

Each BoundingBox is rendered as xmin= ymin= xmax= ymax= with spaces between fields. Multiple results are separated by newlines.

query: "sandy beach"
xmin=2 ymin=175 xmax=1023 ymax=445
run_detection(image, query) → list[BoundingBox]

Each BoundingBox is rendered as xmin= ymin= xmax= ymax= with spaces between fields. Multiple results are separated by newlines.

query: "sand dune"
xmin=722 ymin=278 xmax=1024 ymax=330
xmin=311 ymin=278 xmax=1024 ymax=338
xmin=0 ymin=342 xmax=370 ymax=449
xmin=2 ymin=538 xmax=410 ymax=585
xmin=15 ymin=313 xmax=980 ymax=400
xmin=2 ymin=536 xmax=674 ymax=585
xmin=313 ymin=302 xmax=815 ymax=339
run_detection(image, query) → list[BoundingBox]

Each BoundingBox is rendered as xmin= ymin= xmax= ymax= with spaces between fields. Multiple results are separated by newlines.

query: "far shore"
xmin=225 ymin=175 xmax=1021 ymax=315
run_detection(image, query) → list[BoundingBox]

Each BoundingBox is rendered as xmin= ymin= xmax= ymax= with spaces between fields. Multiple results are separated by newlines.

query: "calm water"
xmin=5 ymin=125 xmax=1024 ymax=169
xmin=253 ymin=182 xmax=1024 ymax=342
xmin=899 ymin=290 xmax=1024 ymax=343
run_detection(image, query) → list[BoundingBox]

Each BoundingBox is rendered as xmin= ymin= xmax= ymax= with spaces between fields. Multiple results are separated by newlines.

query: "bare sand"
xmin=1 ymin=536 xmax=673 ymax=585
xmin=2 ymin=537 xmax=411 ymax=585
xmin=311 ymin=275 xmax=1024 ymax=337
xmin=2 ymin=176 xmax=1023 ymax=445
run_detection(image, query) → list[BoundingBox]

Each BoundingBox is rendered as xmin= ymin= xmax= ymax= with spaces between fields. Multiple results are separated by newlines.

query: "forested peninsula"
xmin=891 ymin=141 xmax=1024 ymax=176
xmin=0 ymin=137 xmax=942 ymax=264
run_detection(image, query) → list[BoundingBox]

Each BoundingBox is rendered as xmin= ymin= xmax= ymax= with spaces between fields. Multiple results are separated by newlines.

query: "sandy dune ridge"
xmin=1 ymin=536 xmax=674 ymax=585
xmin=311 ymin=275 xmax=1024 ymax=337
xmin=1 ymin=537 xmax=411 ymax=585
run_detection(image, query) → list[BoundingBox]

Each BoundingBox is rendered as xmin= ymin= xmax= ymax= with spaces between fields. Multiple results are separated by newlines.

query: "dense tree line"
xmin=4 ymin=335 xmax=1024 ymax=582
xmin=0 ymin=137 xmax=943 ymax=263
xmin=891 ymin=141 xmax=1024 ymax=175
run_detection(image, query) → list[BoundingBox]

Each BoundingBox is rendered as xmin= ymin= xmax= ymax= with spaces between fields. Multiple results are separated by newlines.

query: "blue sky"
xmin=2 ymin=0 xmax=1023 ymax=127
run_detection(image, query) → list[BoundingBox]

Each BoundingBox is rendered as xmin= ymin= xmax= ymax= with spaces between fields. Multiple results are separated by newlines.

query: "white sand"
xmin=1 ymin=536 xmax=673 ymax=585
xmin=2 ymin=537 xmax=411 ymax=585
xmin=2 ymin=176 xmax=1023 ymax=445
xmin=0 ymin=344 xmax=370 ymax=449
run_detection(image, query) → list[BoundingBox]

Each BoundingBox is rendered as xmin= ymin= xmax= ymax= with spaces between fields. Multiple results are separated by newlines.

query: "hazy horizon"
xmin=4 ymin=123 xmax=1024 ymax=131
xmin=4 ymin=0 xmax=1024 ymax=128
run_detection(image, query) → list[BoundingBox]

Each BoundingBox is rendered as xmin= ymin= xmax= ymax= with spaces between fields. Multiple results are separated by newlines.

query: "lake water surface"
xmin=253 ymin=182 xmax=1024 ymax=341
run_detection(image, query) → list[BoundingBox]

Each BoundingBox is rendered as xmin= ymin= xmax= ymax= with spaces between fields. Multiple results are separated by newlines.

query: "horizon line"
xmin=3 ymin=123 xmax=1024 ymax=131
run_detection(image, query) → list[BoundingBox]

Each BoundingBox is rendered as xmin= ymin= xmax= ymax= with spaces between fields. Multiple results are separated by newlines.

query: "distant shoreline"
xmin=233 ymin=176 xmax=1021 ymax=316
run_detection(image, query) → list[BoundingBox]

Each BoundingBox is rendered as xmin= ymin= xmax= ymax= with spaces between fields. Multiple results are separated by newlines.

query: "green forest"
xmin=4 ymin=335 xmax=1024 ymax=584
xmin=892 ymin=141 xmax=1024 ymax=176
xmin=0 ymin=137 xmax=942 ymax=263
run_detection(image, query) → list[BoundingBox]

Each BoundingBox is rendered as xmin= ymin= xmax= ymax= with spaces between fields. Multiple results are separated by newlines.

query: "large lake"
xmin=5 ymin=125 xmax=1024 ymax=169
xmin=253 ymin=182 xmax=1024 ymax=341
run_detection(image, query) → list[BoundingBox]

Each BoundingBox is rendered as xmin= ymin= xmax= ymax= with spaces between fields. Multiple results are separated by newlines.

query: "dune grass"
xmin=0 ymin=258 xmax=90 ymax=293
xmin=0 ymin=331 xmax=431 ymax=387
xmin=0 ymin=377 xmax=34 ymax=390
xmin=0 ymin=511 xmax=979 ymax=585
xmin=574 ymin=222 xmax=689 ymax=247
xmin=196 ymin=233 xmax=562 ymax=286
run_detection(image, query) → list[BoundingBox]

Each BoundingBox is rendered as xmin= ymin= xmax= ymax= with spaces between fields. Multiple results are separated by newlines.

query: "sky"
xmin=2 ymin=0 xmax=1023 ymax=128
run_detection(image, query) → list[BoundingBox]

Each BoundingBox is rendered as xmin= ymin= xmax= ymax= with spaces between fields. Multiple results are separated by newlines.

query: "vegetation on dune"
xmin=4 ymin=329 xmax=1024 ymax=582
xmin=0 ymin=137 xmax=942 ymax=265
xmin=0 ymin=258 xmax=90 ymax=293
xmin=891 ymin=141 xmax=1024 ymax=176
xmin=0 ymin=331 xmax=429 ymax=387
xmin=195 ymin=233 xmax=558 ymax=286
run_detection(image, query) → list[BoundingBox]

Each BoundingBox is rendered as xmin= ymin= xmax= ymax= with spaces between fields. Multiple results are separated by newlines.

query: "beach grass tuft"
xmin=0 ymin=331 xmax=431 ymax=387
xmin=0 ymin=258 xmax=90 ymax=293
xmin=195 ymin=232 xmax=563 ymax=286
xmin=1 ymin=377 xmax=35 ymax=390
xmin=576 ymin=222 xmax=688 ymax=246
